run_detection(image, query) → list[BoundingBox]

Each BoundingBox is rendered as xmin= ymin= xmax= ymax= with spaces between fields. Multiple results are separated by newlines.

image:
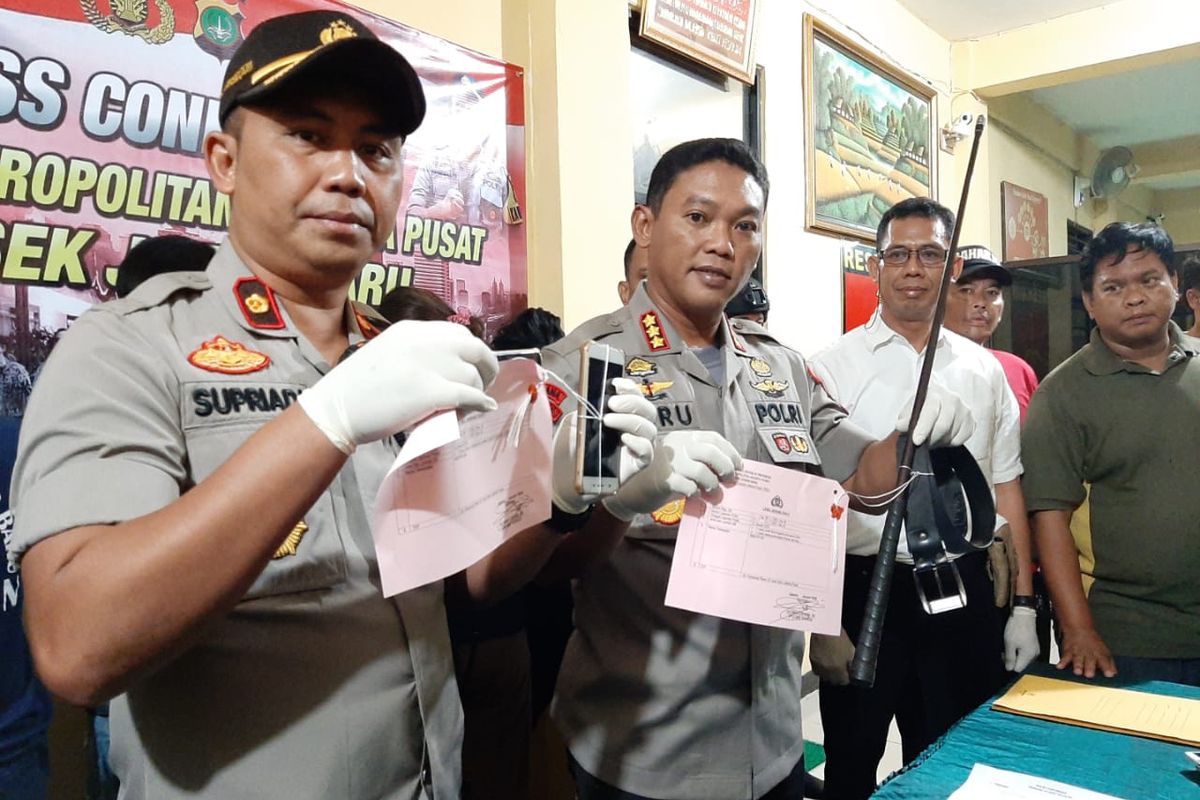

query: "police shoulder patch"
xmin=188 ymin=335 xmax=271 ymax=374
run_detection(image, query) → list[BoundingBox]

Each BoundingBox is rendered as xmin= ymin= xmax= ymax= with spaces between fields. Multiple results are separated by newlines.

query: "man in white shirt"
xmin=809 ymin=197 xmax=1039 ymax=800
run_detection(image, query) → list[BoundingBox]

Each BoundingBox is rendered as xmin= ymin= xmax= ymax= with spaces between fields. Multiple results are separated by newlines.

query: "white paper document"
xmin=949 ymin=764 xmax=1126 ymax=800
xmin=372 ymin=358 xmax=553 ymax=597
xmin=664 ymin=459 xmax=849 ymax=634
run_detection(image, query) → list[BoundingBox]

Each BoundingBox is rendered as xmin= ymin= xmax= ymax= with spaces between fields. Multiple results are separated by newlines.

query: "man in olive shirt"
xmin=1023 ymin=222 xmax=1200 ymax=685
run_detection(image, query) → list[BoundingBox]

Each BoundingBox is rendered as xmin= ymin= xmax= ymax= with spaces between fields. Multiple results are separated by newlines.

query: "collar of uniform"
xmin=862 ymin=307 xmax=949 ymax=354
xmin=208 ymin=241 xmax=298 ymax=339
xmin=627 ymin=283 xmax=685 ymax=355
xmin=1083 ymin=321 xmax=1197 ymax=376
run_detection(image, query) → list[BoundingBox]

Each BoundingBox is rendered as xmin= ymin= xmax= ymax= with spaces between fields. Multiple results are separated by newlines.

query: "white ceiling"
xmin=1027 ymin=60 xmax=1200 ymax=149
xmin=896 ymin=0 xmax=1116 ymax=41
xmin=896 ymin=0 xmax=1200 ymax=191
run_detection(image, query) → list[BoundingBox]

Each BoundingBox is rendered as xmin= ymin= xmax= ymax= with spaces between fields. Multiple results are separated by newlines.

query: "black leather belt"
xmin=901 ymin=437 xmax=995 ymax=614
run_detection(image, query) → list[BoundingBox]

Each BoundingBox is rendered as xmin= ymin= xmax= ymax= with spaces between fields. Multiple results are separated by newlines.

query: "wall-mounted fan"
xmin=1073 ymin=146 xmax=1140 ymax=207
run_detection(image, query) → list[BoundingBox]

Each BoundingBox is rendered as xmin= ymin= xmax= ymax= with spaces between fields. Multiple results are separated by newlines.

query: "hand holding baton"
xmin=848 ymin=115 xmax=987 ymax=688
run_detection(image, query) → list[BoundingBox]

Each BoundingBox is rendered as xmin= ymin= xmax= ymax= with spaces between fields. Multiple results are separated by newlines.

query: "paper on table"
xmin=948 ymin=764 xmax=1126 ymax=800
xmin=992 ymin=674 xmax=1200 ymax=746
xmin=372 ymin=358 xmax=553 ymax=597
xmin=664 ymin=459 xmax=849 ymax=634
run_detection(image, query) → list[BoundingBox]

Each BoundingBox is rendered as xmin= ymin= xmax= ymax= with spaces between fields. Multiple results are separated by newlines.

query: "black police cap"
xmin=218 ymin=10 xmax=426 ymax=137
xmin=726 ymin=277 xmax=770 ymax=317
xmin=956 ymin=245 xmax=1012 ymax=287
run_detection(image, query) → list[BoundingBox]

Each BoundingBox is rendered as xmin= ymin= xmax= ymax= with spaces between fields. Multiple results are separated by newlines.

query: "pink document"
xmin=665 ymin=459 xmax=849 ymax=634
xmin=372 ymin=358 xmax=553 ymax=597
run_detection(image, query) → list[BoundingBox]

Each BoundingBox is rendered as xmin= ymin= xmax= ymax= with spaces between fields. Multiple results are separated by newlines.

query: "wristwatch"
xmin=1012 ymin=595 xmax=1037 ymax=609
xmin=546 ymin=503 xmax=593 ymax=535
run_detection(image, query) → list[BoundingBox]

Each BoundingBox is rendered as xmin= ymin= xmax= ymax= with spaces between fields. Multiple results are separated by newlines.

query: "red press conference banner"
xmin=0 ymin=0 xmax=528 ymax=396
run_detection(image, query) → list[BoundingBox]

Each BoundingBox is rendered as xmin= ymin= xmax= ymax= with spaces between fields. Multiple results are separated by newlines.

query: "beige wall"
xmin=349 ymin=0 xmax=1195 ymax=338
xmin=1160 ymin=188 xmax=1200 ymax=245
xmin=735 ymin=0 xmax=964 ymax=353
xmin=349 ymin=0 xmax=504 ymax=57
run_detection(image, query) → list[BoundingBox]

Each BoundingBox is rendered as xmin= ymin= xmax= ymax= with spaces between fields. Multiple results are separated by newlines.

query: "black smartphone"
xmin=575 ymin=341 xmax=625 ymax=496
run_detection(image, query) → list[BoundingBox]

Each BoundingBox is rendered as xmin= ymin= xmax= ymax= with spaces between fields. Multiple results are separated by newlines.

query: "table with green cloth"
xmin=871 ymin=665 xmax=1200 ymax=799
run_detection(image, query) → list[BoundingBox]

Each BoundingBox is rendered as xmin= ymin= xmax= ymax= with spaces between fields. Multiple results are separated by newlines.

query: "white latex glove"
xmin=895 ymin=376 xmax=975 ymax=447
xmin=602 ymin=430 xmax=742 ymax=522
xmin=551 ymin=378 xmax=657 ymax=514
xmin=1004 ymin=606 xmax=1040 ymax=672
xmin=298 ymin=320 xmax=498 ymax=454
xmin=810 ymin=629 xmax=856 ymax=686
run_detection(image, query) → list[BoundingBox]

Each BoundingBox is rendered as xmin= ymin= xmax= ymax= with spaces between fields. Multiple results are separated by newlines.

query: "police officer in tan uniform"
xmin=11 ymin=12 xmax=507 ymax=799
xmin=540 ymin=138 xmax=976 ymax=800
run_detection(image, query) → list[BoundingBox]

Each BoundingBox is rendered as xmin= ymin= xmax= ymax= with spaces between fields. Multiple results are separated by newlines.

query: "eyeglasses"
xmin=878 ymin=245 xmax=948 ymax=269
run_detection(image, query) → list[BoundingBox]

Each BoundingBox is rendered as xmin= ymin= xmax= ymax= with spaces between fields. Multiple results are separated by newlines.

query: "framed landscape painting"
xmin=803 ymin=15 xmax=937 ymax=242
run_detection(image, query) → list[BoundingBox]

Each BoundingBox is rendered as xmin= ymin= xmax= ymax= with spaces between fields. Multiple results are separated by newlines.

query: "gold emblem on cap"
xmin=650 ymin=498 xmax=686 ymax=526
xmin=244 ymin=293 xmax=270 ymax=314
xmin=273 ymin=521 xmax=308 ymax=559
xmin=320 ymin=19 xmax=357 ymax=45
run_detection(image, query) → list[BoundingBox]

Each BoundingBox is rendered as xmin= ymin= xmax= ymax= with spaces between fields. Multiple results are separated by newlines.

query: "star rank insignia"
xmin=640 ymin=311 xmax=670 ymax=352
xmin=188 ymin=335 xmax=271 ymax=375
xmin=273 ymin=521 xmax=308 ymax=559
xmin=752 ymin=379 xmax=790 ymax=398
xmin=234 ymin=277 xmax=285 ymax=330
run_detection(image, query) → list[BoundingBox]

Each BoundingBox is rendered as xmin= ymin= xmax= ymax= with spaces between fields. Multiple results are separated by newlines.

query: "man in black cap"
xmin=944 ymin=245 xmax=1039 ymax=421
xmin=11 ymin=12 xmax=500 ymax=799
xmin=725 ymin=276 xmax=769 ymax=326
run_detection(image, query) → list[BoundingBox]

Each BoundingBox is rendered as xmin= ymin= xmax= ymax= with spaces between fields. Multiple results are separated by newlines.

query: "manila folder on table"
xmin=992 ymin=674 xmax=1200 ymax=746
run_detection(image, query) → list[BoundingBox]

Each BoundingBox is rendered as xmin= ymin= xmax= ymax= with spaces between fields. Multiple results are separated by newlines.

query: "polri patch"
xmin=234 ymin=276 xmax=285 ymax=330
xmin=188 ymin=335 xmax=271 ymax=375
xmin=640 ymin=311 xmax=670 ymax=352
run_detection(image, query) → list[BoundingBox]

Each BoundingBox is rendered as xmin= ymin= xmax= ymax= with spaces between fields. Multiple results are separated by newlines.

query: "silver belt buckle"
xmin=913 ymin=560 xmax=967 ymax=615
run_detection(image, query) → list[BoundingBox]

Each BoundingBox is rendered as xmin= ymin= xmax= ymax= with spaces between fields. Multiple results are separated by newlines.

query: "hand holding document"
xmin=372 ymin=358 xmax=553 ymax=597
xmin=949 ymin=764 xmax=1127 ymax=800
xmin=992 ymin=674 xmax=1200 ymax=746
xmin=665 ymin=459 xmax=849 ymax=634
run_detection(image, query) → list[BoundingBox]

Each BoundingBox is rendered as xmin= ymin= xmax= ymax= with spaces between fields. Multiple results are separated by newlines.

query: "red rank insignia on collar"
xmin=234 ymin=277 xmax=285 ymax=330
xmin=354 ymin=310 xmax=385 ymax=341
xmin=640 ymin=311 xmax=670 ymax=352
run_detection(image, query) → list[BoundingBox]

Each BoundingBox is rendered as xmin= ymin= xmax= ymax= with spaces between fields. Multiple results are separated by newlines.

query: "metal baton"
xmin=849 ymin=115 xmax=987 ymax=688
